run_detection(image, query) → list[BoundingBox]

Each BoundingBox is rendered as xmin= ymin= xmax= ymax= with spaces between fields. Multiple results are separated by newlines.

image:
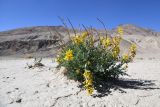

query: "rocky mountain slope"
xmin=0 ymin=26 xmax=72 ymax=57
xmin=0 ymin=24 xmax=160 ymax=58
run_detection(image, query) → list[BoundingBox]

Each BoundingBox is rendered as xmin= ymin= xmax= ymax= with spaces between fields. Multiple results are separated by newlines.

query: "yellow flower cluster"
xmin=118 ymin=26 xmax=123 ymax=36
xmin=90 ymin=35 xmax=95 ymax=46
xmin=100 ymin=36 xmax=104 ymax=44
xmin=129 ymin=44 xmax=137 ymax=59
xmin=82 ymin=32 xmax=89 ymax=39
xmin=100 ymin=35 xmax=121 ymax=58
xmin=64 ymin=49 xmax=74 ymax=61
xmin=112 ymin=36 xmax=121 ymax=46
xmin=83 ymin=69 xmax=94 ymax=95
xmin=112 ymin=45 xmax=120 ymax=58
xmin=102 ymin=37 xmax=111 ymax=48
xmin=100 ymin=36 xmax=111 ymax=48
xmin=111 ymin=27 xmax=123 ymax=58
xmin=72 ymin=35 xmax=83 ymax=45
xmin=122 ymin=54 xmax=129 ymax=62
xmin=72 ymin=32 xmax=89 ymax=45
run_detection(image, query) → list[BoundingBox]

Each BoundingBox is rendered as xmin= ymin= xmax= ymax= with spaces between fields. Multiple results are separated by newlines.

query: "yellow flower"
xmin=83 ymin=69 xmax=92 ymax=79
xmin=102 ymin=37 xmax=111 ymax=48
xmin=122 ymin=54 xmax=129 ymax=62
xmin=99 ymin=36 xmax=105 ymax=45
xmin=112 ymin=45 xmax=120 ymax=58
xmin=86 ymin=86 xmax=94 ymax=95
xmin=83 ymin=69 xmax=94 ymax=95
xmin=100 ymin=36 xmax=104 ymax=41
xmin=90 ymin=36 xmax=95 ymax=46
xmin=130 ymin=44 xmax=136 ymax=51
xmin=112 ymin=36 xmax=121 ymax=46
xmin=64 ymin=49 xmax=73 ymax=61
xmin=112 ymin=51 xmax=118 ymax=58
xmin=118 ymin=26 xmax=123 ymax=36
xmin=72 ymin=35 xmax=83 ymax=45
xmin=129 ymin=44 xmax=137 ymax=58
xmin=84 ymin=79 xmax=93 ymax=87
xmin=82 ymin=32 xmax=89 ymax=39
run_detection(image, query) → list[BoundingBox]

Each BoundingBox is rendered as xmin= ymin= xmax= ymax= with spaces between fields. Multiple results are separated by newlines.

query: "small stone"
xmin=6 ymin=91 xmax=11 ymax=94
xmin=15 ymin=88 xmax=19 ymax=90
xmin=16 ymin=98 xmax=22 ymax=103
xmin=9 ymin=101 xmax=14 ymax=104
xmin=35 ymin=90 xmax=39 ymax=94
xmin=46 ymin=83 xmax=50 ymax=87
xmin=92 ymin=104 xmax=95 ymax=106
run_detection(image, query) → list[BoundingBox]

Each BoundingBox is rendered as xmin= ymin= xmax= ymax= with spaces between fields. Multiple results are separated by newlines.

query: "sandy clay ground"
xmin=0 ymin=57 xmax=160 ymax=107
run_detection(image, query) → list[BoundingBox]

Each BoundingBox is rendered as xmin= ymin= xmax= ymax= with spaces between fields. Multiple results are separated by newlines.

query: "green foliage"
xmin=55 ymin=28 xmax=136 ymax=95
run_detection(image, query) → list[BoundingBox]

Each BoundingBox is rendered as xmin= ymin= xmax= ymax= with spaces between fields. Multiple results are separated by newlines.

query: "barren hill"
xmin=0 ymin=26 xmax=72 ymax=57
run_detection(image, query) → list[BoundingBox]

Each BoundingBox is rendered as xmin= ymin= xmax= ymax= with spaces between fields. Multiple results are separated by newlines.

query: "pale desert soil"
xmin=0 ymin=58 xmax=160 ymax=107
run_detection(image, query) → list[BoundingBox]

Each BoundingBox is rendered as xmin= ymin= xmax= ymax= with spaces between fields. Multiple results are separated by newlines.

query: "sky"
xmin=0 ymin=0 xmax=160 ymax=31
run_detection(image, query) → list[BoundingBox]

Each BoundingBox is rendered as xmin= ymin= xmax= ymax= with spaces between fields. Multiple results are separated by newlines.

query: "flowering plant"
xmin=55 ymin=27 xmax=136 ymax=95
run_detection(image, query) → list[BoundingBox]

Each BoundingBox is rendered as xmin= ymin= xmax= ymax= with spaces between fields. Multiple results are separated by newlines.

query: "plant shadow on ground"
xmin=91 ymin=78 xmax=160 ymax=98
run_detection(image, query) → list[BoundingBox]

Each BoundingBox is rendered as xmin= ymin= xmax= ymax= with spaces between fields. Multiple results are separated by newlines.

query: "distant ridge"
xmin=0 ymin=24 xmax=160 ymax=57
xmin=0 ymin=26 xmax=68 ymax=36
